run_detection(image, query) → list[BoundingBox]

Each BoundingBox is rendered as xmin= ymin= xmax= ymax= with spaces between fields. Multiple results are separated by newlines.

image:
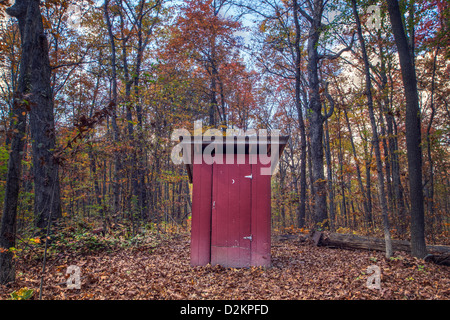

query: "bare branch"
xmin=319 ymin=33 xmax=355 ymax=60
xmin=297 ymin=6 xmax=313 ymax=23
xmin=323 ymin=82 xmax=335 ymax=121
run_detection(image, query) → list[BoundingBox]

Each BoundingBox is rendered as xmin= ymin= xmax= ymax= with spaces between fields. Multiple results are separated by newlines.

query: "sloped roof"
xmin=177 ymin=135 xmax=290 ymax=183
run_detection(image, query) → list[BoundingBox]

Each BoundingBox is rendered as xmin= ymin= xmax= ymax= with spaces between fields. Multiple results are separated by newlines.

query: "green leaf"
xmin=10 ymin=287 xmax=34 ymax=300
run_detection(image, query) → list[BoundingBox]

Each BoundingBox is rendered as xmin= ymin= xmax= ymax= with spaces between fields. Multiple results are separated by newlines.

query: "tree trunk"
xmin=386 ymin=0 xmax=427 ymax=258
xmin=5 ymin=0 xmax=61 ymax=231
xmin=337 ymin=109 xmax=348 ymax=227
xmin=324 ymin=111 xmax=335 ymax=230
xmin=133 ymin=14 xmax=147 ymax=221
xmin=351 ymin=0 xmax=392 ymax=257
xmin=305 ymin=1 xmax=328 ymax=230
xmin=362 ymin=130 xmax=373 ymax=228
xmin=425 ymin=48 xmax=439 ymax=231
xmin=1 ymin=0 xmax=39 ymax=284
xmin=293 ymin=0 xmax=307 ymax=228
xmin=0 ymin=102 xmax=26 ymax=285
xmin=343 ymin=107 xmax=371 ymax=227
xmin=130 ymin=0 xmax=161 ymax=221
xmin=279 ymin=162 xmax=286 ymax=228
xmin=306 ymin=136 xmax=314 ymax=223
xmin=378 ymin=105 xmax=393 ymax=214
xmin=379 ymin=53 xmax=407 ymax=234
xmin=337 ymin=109 xmax=349 ymax=227
xmin=104 ymin=0 xmax=122 ymax=215
xmin=388 ymin=109 xmax=406 ymax=233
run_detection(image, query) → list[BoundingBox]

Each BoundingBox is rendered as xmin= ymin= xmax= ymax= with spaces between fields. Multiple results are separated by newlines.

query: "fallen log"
xmin=275 ymin=234 xmax=301 ymax=242
xmin=312 ymin=231 xmax=450 ymax=255
xmin=424 ymin=253 xmax=450 ymax=266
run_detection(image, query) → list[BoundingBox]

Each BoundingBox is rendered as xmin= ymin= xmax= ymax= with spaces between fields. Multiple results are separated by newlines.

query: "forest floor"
xmin=0 ymin=231 xmax=449 ymax=300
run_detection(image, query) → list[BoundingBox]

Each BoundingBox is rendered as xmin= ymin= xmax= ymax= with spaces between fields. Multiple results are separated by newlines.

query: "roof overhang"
xmin=176 ymin=135 xmax=290 ymax=183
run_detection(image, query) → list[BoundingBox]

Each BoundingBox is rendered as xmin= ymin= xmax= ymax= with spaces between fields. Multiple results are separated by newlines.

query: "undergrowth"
xmin=12 ymin=219 xmax=188 ymax=263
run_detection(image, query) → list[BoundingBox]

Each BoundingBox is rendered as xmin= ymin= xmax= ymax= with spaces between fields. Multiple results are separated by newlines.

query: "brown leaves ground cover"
xmin=1 ymin=233 xmax=449 ymax=300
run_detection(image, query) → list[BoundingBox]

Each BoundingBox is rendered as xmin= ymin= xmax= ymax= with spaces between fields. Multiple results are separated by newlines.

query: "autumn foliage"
xmin=0 ymin=0 xmax=449 ymax=299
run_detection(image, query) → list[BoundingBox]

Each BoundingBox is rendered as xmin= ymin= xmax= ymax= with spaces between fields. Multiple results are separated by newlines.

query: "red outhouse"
xmin=183 ymin=135 xmax=289 ymax=268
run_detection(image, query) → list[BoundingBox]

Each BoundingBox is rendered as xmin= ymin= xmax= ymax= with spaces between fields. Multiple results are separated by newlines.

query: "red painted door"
xmin=211 ymin=155 xmax=252 ymax=267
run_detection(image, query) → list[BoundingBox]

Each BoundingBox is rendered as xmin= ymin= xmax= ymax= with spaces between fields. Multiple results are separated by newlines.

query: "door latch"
xmin=243 ymin=235 xmax=253 ymax=241
xmin=244 ymin=174 xmax=252 ymax=179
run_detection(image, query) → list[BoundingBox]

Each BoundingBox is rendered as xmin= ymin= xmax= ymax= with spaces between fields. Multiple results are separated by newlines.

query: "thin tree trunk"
xmin=351 ymin=0 xmax=392 ymax=257
xmin=133 ymin=23 xmax=146 ymax=221
xmin=130 ymin=0 xmax=161 ymax=221
xmin=0 ymin=101 xmax=26 ymax=285
xmin=307 ymin=136 xmax=314 ymax=224
xmin=387 ymin=108 xmax=406 ymax=233
xmin=378 ymin=104 xmax=393 ymax=214
xmin=425 ymin=47 xmax=439 ymax=230
xmin=343 ymin=107 xmax=371 ymax=227
xmin=293 ymin=0 xmax=307 ymax=228
xmin=361 ymin=126 xmax=374 ymax=228
xmin=324 ymin=110 xmax=335 ymax=230
xmin=337 ymin=109 xmax=347 ymax=227
xmin=380 ymin=54 xmax=407 ymax=234
xmin=279 ymin=162 xmax=286 ymax=228
xmin=104 ymin=0 xmax=122 ymax=215
xmin=386 ymin=0 xmax=427 ymax=258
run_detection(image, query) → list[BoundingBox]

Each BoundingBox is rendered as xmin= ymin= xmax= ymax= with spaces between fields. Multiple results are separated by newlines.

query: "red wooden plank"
xmin=211 ymin=159 xmax=228 ymax=265
xmin=251 ymin=154 xmax=272 ymax=267
xmin=211 ymin=164 xmax=227 ymax=264
xmin=190 ymin=163 xmax=201 ymax=266
xmin=238 ymin=158 xmax=252 ymax=267
xmin=190 ymin=162 xmax=213 ymax=266
xmin=210 ymin=163 xmax=215 ymax=265
xmin=228 ymin=161 xmax=240 ymax=265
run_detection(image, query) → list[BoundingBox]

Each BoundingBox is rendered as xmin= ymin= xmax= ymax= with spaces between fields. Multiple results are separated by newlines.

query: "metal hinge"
xmin=212 ymin=201 xmax=215 ymax=209
xmin=244 ymin=174 xmax=252 ymax=179
xmin=243 ymin=235 xmax=253 ymax=241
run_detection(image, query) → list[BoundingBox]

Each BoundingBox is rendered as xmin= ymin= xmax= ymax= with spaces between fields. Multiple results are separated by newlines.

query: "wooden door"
xmin=211 ymin=155 xmax=252 ymax=267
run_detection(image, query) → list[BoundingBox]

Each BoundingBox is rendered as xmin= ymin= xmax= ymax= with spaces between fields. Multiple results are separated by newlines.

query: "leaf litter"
xmin=1 ymin=233 xmax=449 ymax=300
